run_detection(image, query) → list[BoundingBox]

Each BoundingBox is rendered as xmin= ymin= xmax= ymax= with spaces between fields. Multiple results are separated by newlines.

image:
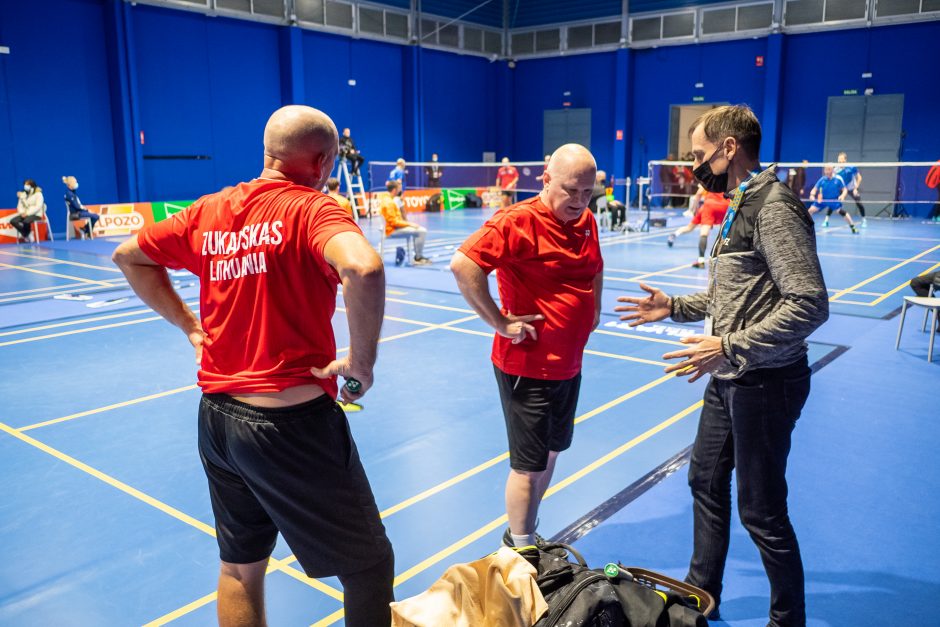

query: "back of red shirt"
xmin=458 ymin=196 xmax=603 ymax=380
xmin=136 ymin=180 xmax=360 ymax=398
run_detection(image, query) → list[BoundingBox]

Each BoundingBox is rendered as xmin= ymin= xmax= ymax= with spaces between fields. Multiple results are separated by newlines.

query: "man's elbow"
xmin=112 ymin=241 xmax=133 ymax=270
xmin=343 ymin=254 xmax=385 ymax=285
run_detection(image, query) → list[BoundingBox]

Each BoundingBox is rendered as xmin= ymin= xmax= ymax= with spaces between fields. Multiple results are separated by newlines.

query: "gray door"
xmin=544 ymin=108 xmax=591 ymax=156
xmin=824 ymin=94 xmax=904 ymax=215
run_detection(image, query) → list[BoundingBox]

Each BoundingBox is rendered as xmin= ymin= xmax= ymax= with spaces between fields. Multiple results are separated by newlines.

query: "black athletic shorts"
xmin=494 ymin=366 xmax=582 ymax=472
xmin=198 ymin=393 xmax=392 ymax=577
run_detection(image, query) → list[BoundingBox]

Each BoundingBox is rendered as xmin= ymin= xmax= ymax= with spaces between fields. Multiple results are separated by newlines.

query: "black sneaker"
xmin=501 ymin=527 xmax=546 ymax=549
xmin=394 ymin=246 xmax=406 ymax=266
xmin=667 ymin=234 xmax=676 ymax=248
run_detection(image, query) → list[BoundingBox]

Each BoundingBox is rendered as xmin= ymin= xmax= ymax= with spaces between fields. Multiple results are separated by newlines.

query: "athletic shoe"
xmin=822 ymin=219 xmax=829 ymax=228
xmin=501 ymin=528 xmax=546 ymax=549
xmin=861 ymin=218 xmax=868 ymax=228
xmin=394 ymin=246 xmax=406 ymax=266
xmin=413 ymin=257 xmax=432 ymax=266
xmin=850 ymin=225 xmax=858 ymax=234
xmin=667 ymin=234 xmax=676 ymax=248
xmin=692 ymin=261 xmax=705 ymax=269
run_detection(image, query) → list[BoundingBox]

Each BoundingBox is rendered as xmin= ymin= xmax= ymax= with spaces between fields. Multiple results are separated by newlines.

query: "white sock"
xmin=511 ymin=532 xmax=536 ymax=547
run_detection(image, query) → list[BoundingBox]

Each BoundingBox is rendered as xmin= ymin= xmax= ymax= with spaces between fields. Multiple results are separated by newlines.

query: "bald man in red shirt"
xmin=113 ymin=106 xmax=393 ymax=627
xmin=451 ymin=144 xmax=603 ymax=549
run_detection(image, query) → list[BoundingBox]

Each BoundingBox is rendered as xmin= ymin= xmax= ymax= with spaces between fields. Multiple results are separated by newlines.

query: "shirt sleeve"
xmin=307 ymin=196 xmax=363 ymax=277
xmin=458 ymin=213 xmax=515 ymax=273
xmin=137 ymin=204 xmax=201 ymax=272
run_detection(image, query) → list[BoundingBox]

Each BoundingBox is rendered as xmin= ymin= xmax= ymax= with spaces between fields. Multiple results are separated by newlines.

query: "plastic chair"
xmin=895 ymin=295 xmax=940 ymax=362
xmin=29 ymin=204 xmax=53 ymax=242
xmin=66 ymin=201 xmax=93 ymax=240
xmin=378 ymin=230 xmax=415 ymax=266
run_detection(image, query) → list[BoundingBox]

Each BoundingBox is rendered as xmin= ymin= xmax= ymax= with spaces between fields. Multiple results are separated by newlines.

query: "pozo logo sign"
xmin=98 ymin=212 xmax=145 ymax=229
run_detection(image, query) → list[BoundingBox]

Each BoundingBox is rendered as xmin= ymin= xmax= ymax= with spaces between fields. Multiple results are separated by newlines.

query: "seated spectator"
xmin=379 ymin=181 xmax=430 ymax=266
xmin=4 ymin=179 xmax=45 ymax=241
xmin=588 ymin=170 xmax=626 ymax=230
xmin=910 ymin=270 xmax=940 ymax=298
xmin=325 ymin=177 xmax=354 ymax=218
xmin=62 ymin=176 xmax=99 ymax=236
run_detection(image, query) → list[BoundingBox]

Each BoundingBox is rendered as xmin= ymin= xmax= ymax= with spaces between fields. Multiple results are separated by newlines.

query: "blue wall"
xmin=2 ymin=1 xmax=939 ymax=225
xmin=0 ymin=0 xmax=120 ymax=233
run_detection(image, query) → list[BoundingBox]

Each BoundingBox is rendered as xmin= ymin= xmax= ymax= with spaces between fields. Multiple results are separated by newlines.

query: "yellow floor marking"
xmin=866 ymin=260 xmax=940 ymax=306
xmin=829 ymin=243 xmax=940 ymax=302
xmin=0 ymin=261 xmax=114 ymax=286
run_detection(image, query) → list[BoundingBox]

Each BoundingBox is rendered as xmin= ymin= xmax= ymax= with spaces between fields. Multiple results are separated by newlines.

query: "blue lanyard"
xmin=718 ymin=170 xmax=762 ymax=242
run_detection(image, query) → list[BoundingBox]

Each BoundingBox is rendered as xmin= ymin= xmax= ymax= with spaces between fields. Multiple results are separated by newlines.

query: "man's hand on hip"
xmin=614 ymin=283 xmax=672 ymax=326
xmin=662 ymin=335 xmax=727 ymax=383
xmin=311 ymin=356 xmax=373 ymax=403
xmin=498 ymin=311 xmax=543 ymax=345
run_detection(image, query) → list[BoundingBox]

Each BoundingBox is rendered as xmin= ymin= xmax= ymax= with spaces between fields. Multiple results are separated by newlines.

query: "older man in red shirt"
xmin=452 ymin=144 xmax=603 ymax=548
xmin=113 ymin=105 xmax=393 ymax=627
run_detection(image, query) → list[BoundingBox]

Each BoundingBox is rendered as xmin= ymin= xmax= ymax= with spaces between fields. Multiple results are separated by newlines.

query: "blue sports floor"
xmin=0 ymin=209 xmax=938 ymax=626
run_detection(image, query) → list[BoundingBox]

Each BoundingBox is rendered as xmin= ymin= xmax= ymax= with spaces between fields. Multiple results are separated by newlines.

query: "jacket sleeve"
xmin=721 ymin=201 xmax=829 ymax=371
xmin=671 ymin=289 xmax=711 ymax=323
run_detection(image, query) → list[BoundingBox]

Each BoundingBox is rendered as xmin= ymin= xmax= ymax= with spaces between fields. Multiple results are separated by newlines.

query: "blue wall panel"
xmin=420 ymin=49 xmax=497 ymax=162
xmin=511 ymin=52 xmax=618 ymax=172
xmin=630 ymin=38 xmax=766 ymax=179
xmin=0 ymin=0 xmax=118 ymax=232
xmin=132 ymin=5 xmax=280 ymax=200
xmin=302 ymin=31 xmax=405 ymax=190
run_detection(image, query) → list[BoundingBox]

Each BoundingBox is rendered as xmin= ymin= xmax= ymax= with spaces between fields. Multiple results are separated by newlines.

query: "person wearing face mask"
xmin=451 ymin=144 xmax=603 ymax=551
xmin=424 ymin=153 xmax=443 ymax=188
xmin=62 ymin=176 xmax=100 ymax=237
xmin=6 ymin=179 xmax=46 ymax=241
xmin=615 ymin=105 xmax=828 ymax=627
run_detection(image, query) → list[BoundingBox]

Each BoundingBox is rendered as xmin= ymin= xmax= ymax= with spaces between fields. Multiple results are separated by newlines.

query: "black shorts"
xmin=198 ymin=393 xmax=391 ymax=577
xmin=494 ymin=366 xmax=582 ymax=472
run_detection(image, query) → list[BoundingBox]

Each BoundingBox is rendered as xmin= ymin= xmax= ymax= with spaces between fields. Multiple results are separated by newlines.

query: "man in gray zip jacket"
xmin=616 ymin=105 xmax=828 ymax=627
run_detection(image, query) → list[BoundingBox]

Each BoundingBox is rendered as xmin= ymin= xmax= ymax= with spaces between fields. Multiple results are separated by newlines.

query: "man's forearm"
xmin=119 ymin=263 xmax=200 ymax=335
xmin=340 ymin=264 xmax=385 ymax=370
xmin=452 ymin=255 xmax=503 ymax=329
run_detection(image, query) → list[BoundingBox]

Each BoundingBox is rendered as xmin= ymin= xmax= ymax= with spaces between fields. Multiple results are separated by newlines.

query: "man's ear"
xmin=723 ymin=137 xmax=738 ymax=162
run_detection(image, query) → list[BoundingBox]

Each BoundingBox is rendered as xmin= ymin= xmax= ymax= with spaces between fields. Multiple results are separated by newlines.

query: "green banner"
xmin=151 ymin=200 xmax=195 ymax=222
xmin=442 ymin=188 xmax=480 ymax=211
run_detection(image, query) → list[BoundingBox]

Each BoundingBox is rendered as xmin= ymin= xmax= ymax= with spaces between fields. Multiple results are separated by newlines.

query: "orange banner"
xmin=0 ymin=209 xmax=50 ymax=243
xmin=86 ymin=202 xmax=156 ymax=237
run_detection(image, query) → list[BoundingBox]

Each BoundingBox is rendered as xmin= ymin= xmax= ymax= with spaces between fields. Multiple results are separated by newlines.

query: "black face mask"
xmin=693 ymin=147 xmax=729 ymax=193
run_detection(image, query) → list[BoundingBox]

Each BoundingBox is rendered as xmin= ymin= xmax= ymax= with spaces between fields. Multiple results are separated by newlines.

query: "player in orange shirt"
xmin=379 ymin=180 xmax=431 ymax=266
xmin=667 ymin=184 xmax=731 ymax=268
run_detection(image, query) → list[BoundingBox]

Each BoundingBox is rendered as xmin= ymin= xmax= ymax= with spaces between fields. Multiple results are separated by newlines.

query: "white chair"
xmin=595 ymin=196 xmax=611 ymax=232
xmin=895 ymin=295 xmax=940 ymax=362
xmin=378 ymin=230 xmax=415 ymax=266
xmin=29 ymin=204 xmax=53 ymax=242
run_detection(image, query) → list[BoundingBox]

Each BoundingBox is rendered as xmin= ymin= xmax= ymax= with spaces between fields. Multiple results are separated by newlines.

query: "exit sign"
xmin=755 ymin=55 xmax=764 ymax=67
xmin=692 ymin=96 xmax=705 ymax=102
xmin=843 ymin=89 xmax=858 ymax=95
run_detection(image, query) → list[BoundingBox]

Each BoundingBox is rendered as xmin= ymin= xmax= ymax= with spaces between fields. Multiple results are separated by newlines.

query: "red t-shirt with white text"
xmin=458 ymin=196 xmax=603 ymax=380
xmin=137 ymin=179 xmax=360 ymax=398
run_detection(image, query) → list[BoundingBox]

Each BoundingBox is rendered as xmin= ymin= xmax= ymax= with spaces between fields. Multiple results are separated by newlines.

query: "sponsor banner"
xmin=0 ymin=208 xmax=50 ymax=243
xmin=151 ymin=200 xmax=195 ymax=222
xmin=86 ymin=202 xmax=156 ymax=237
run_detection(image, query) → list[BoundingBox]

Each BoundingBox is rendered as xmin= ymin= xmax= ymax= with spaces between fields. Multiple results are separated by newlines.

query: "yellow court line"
xmin=0 ymin=261 xmax=115 ymax=286
xmin=18 ymin=385 xmax=199 ymax=431
xmin=830 ymin=299 xmax=877 ymax=306
xmin=0 ymin=304 xmax=194 ymax=338
xmin=0 ymin=421 xmax=216 ymax=535
xmin=143 ymin=590 xmax=220 ymax=627
xmin=593 ymin=327 xmax=687 ymax=347
xmin=828 ymin=243 xmax=940 ymax=302
xmin=383 ymin=399 xmax=704 ymax=600
xmin=866 ymin=260 xmax=940 ymax=306
xmin=0 ymin=316 xmax=163 ymax=348
xmin=604 ymin=275 xmax=706 ymax=291
xmin=311 ymin=608 xmax=346 ymax=627
xmin=0 ymin=249 xmax=123 ymax=272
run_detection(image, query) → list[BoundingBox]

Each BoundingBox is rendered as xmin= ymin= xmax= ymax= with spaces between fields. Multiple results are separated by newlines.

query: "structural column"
xmin=613 ymin=47 xmax=633 ymax=203
xmin=760 ymin=32 xmax=786 ymax=163
xmin=104 ymin=0 xmax=144 ymax=201
xmin=278 ymin=25 xmax=306 ymax=105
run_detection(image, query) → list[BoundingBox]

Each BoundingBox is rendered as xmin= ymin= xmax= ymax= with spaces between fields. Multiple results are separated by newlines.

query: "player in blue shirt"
xmin=387 ymin=158 xmax=406 ymax=192
xmin=808 ymin=165 xmax=857 ymax=234
xmin=835 ymin=152 xmax=866 ymax=227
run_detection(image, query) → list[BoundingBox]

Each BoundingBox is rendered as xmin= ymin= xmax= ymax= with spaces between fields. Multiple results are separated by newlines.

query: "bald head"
xmin=541 ymin=144 xmax=597 ymax=222
xmin=262 ymin=105 xmax=338 ymax=188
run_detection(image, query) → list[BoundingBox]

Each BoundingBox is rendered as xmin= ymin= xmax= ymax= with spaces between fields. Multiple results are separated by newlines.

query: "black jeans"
xmin=686 ymin=356 xmax=811 ymax=627
xmin=911 ymin=270 xmax=940 ymax=297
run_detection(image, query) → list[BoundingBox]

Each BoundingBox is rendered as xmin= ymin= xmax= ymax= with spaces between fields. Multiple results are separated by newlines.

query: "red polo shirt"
xmin=458 ymin=196 xmax=603 ymax=380
xmin=137 ymin=179 xmax=360 ymax=398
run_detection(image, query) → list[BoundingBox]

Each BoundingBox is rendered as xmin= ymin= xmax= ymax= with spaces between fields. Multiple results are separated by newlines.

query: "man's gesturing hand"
xmin=662 ymin=335 xmax=727 ymax=383
xmin=614 ymin=283 xmax=672 ymax=327
xmin=498 ymin=311 xmax=544 ymax=345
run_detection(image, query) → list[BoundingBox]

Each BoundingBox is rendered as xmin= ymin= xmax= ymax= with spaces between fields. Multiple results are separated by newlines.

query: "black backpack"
xmin=425 ymin=192 xmax=442 ymax=212
xmin=464 ymin=192 xmax=482 ymax=208
xmin=523 ymin=543 xmax=711 ymax=627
